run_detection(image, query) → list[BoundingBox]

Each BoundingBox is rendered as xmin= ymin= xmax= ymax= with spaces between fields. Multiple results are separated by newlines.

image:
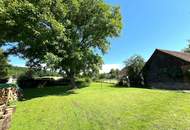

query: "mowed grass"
xmin=10 ymin=83 xmax=190 ymax=130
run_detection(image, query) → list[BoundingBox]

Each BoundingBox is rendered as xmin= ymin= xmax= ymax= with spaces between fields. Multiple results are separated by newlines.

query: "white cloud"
xmin=100 ymin=64 xmax=124 ymax=73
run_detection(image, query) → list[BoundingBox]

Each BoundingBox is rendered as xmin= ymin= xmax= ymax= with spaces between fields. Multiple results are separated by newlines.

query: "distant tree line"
xmin=99 ymin=69 xmax=120 ymax=80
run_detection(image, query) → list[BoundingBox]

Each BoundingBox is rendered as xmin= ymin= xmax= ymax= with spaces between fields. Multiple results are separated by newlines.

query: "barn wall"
xmin=143 ymin=51 xmax=190 ymax=90
xmin=149 ymin=82 xmax=190 ymax=90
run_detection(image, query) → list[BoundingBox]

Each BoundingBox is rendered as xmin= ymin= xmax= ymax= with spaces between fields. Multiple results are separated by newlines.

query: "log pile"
xmin=0 ymin=105 xmax=15 ymax=130
xmin=0 ymin=84 xmax=20 ymax=130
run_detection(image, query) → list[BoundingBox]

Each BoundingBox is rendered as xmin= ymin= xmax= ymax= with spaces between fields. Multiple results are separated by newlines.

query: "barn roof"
xmin=119 ymin=66 xmax=128 ymax=77
xmin=142 ymin=49 xmax=190 ymax=72
xmin=157 ymin=49 xmax=190 ymax=63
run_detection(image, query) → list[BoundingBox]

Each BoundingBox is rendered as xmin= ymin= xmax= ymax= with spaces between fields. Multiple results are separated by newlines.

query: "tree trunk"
xmin=66 ymin=70 xmax=77 ymax=89
xmin=70 ymin=76 xmax=77 ymax=89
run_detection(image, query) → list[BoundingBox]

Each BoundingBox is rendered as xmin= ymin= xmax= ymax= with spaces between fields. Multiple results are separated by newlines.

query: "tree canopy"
xmin=124 ymin=55 xmax=145 ymax=87
xmin=184 ymin=41 xmax=190 ymax=53
xmin=109 ymin=69 xmax=120 ymax=79
xmin=0 ymin=0 xmax=122 ymax=87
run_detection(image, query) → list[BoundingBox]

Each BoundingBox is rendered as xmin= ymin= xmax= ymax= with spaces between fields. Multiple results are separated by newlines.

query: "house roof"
xmin=157 ymin=49 xmax=190 ymax=63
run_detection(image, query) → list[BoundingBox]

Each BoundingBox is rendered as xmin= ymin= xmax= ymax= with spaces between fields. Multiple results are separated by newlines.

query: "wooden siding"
xmin=142 ymin=49 xmax=190 ymax=90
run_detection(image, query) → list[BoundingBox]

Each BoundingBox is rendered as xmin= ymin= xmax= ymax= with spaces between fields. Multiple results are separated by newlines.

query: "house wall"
xmin=143 ymin=51 xmax=190 ymax=90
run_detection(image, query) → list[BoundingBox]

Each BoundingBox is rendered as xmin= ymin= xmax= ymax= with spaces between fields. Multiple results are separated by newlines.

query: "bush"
xmin=17 ymin=71 xmax=35 ymax=89
xmin=118 ymin=76 xmax=130 ymax=87
xmin=85 ymin=78 xmax=92 ymax=83
xmin=76 ymin=78 xmax=92 ymax=88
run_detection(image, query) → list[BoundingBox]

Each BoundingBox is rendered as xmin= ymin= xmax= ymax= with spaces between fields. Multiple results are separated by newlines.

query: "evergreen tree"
xmin=0 ymin=49 xmax=8 ymax=79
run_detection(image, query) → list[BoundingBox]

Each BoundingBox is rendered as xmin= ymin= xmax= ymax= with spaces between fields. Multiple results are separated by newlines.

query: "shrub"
xmin=85 ymin=78 xmax=92 ymax=83
xmin=118 ymin=76 xmax=130 ymax=87
xmin=17 ymin=70 xmax=70 ymax=89
xmin=17 ymin=71 xmax=35 ymax=89
xmin=76 ymin=78 xmax=92 ymax=88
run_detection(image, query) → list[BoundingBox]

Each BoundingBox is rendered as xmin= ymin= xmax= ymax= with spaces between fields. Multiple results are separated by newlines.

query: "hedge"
xmin=0 ymin=84 xmax=18 ymax=89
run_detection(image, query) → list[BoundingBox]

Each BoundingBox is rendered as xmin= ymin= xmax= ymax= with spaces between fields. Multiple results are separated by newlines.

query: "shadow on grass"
xmin=20 ymin=81 xmax=91 ymax=101
xmin=21 ymin=86 xmax=77 ymax=101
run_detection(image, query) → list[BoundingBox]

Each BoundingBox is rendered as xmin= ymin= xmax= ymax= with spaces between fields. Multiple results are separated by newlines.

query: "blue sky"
xmin=103 ymin=0 xmax=190 ymax=65
xmin=9 ymin=0 xmax=190 ymax=71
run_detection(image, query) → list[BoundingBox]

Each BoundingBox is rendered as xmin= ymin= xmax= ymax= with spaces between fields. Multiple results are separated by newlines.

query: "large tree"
xmin=184 ymin=40 xmax=190 ymax=53
xmin=124 ymin=55 xmax=145 ymax=87
xmin=0 ymin=0 xmax=122 ymax=88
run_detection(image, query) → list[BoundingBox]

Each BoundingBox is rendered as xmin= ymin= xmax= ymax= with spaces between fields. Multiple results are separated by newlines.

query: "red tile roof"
xmin=157 ymin=49 xmax=190 ymax=63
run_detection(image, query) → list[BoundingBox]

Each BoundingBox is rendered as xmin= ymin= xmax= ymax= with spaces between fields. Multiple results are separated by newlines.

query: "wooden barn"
xmin=142 ymin=49 xmax=190 ymax=90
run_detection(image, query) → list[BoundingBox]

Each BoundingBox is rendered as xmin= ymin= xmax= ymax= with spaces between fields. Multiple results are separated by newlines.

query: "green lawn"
xmin=10 ymin=83 xmax=190 ymax=130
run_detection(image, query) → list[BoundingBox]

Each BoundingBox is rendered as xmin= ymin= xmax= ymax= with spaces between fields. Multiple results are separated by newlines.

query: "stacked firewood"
xmin=0 ymin=86 xmax=20 ymax=130
xmin=0 ymin=104 xmax=14 ymax=130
